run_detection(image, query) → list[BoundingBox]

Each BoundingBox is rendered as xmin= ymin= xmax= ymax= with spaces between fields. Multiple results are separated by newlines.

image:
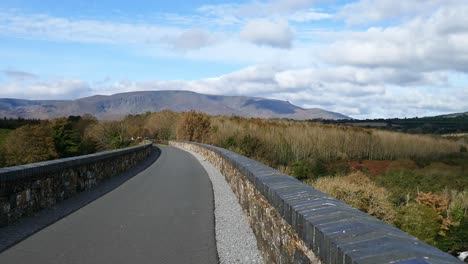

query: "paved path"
xmin=0 ymin=146 xmax=218 ymax=264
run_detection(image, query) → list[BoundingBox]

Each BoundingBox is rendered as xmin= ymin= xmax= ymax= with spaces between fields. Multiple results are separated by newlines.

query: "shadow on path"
xmin=0 ymin=145 xmax=161 ymax=253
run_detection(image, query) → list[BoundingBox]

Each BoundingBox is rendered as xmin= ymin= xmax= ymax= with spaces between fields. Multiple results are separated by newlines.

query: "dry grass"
xmin=308 ymin=172 xmax=396 ymax=223
xmin=209 ymin=117 xmax=461 ymax=162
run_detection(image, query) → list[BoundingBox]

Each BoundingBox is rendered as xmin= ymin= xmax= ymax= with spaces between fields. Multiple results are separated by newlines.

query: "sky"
xmin=0 ymin=0 xmax=467 ymax=119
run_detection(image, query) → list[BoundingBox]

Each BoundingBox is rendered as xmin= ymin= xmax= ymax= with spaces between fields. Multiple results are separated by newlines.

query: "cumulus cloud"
xmin=3 ymin=64 xmax=464 ymax=118
xmin=1 ymin=1 xmax=467 ymax=118
xmin=171 ymin=29 xmax=215 ymax=50
xmin=240 ymin=20 xmax=294 ymax=49
xmin=0 ymin=78 xmax=92 ymax=100
xmin=324 ymin=3 xmax=468 ymax=73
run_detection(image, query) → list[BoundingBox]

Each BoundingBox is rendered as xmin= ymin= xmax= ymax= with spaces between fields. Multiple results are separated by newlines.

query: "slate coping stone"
xmin=187 ymin=142 xmax=461 ymax=264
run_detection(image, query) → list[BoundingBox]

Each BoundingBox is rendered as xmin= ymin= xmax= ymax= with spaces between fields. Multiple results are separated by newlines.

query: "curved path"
xmin=0 ymin=146 xmax=218 ymax=264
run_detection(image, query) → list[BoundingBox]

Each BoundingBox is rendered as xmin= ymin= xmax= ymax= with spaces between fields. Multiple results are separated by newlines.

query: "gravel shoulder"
xmin=179 ymin=148 xmax=264 ymax=264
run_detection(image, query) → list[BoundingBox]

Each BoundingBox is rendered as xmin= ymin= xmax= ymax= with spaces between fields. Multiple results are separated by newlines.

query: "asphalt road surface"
xmin=0 ymin=146 xmax=218 ymax=264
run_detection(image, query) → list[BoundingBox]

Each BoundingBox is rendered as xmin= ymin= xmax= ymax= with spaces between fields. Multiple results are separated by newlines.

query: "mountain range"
xmin=0 ymin=90 xmax=350 ymax=120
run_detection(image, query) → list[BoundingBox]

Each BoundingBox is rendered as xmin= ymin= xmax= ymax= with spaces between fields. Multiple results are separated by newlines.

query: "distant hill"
xmin=0 ymin=90 xmax=350 ymax=120
xmin=436 ymin=111 xmax=468 ymax=118
xmin=317 ymin=111 xmax=468 ymax=134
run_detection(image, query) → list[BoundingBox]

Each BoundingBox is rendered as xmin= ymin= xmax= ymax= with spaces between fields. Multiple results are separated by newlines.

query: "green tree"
xmin=52 ymin=117 xmax=82 ymax=157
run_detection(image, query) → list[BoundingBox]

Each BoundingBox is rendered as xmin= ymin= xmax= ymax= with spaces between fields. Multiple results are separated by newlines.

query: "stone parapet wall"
xmin=0 ymin=143 xmax=153 ymax=227
xmin=171 ymin=141 xmax=460 ymax=264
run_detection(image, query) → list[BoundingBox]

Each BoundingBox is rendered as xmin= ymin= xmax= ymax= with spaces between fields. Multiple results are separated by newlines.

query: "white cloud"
xmin=171 ymin=29 xmax=216 ymax=50
xmin=196 ymin=0 xmax=329 ymax=24
xmin=1 ymin=1 xmax=468 ymax=118
xmin=0 ymin=11 xmax=218 ymax=51
xmin=2 ymin=65 xmax=465 ymax=118
xmin=339 ymin=0 xmax=445 ymax=25
xmin=289 ymin=10 xmax=333 ymax=22
xmin=240 ymin=20 xmax=294 ymax=49
xmin=0 ymin=77 xmax=92 ymax=100
xmin=324 ymin=3 xmax=468 ymax=73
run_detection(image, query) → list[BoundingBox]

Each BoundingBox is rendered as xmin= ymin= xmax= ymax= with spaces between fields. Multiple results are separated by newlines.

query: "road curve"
xmin=0 ymin=146 xmax=218 ymax=264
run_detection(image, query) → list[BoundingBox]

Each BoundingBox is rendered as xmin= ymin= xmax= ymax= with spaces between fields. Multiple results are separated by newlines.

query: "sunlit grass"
xmin=0 ymin=128 xmax=12 ymax=146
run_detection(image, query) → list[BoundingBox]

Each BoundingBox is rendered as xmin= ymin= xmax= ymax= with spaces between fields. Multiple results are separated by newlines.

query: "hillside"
xmin=316 ymin=113 xmax=468 ymax=134
xmin=0 ymin=90 xmax=350 ymax=120
xmin=437 ymin=111 xmax=468 ymax=118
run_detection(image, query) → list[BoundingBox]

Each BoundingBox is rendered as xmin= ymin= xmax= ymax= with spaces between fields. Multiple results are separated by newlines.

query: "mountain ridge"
xmin=0 ymin=90 xmax=350 ymax=120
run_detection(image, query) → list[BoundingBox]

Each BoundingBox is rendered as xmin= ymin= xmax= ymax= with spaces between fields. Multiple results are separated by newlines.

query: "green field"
xmin=0 ymin=128 xmax=12 ymax=146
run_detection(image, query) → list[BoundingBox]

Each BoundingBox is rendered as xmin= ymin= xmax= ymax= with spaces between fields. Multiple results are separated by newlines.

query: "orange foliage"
xmin=416 ymin=192 xmax=456 ymax=236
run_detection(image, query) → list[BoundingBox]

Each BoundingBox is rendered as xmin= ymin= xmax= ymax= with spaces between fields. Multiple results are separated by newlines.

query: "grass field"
xmin=0 ymin=128 xmax=12 ymax=146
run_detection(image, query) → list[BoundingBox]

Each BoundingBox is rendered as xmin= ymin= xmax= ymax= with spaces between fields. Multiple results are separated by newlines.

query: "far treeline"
xmin=315 ymin=114 xmax=468 ymax=135
xmin=0 ymin=111 xmax=466 ymax=255
xmin=0 ymin=115 xmax=139 ymax=167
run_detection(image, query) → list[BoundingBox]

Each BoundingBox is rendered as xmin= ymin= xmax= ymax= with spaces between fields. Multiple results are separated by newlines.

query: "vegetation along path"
xmin=0 ymin=146 xmax=218 ymax=264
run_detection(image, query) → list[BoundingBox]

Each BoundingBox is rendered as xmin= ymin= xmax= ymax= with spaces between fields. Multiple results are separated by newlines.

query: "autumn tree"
xmin=2 ymin=123 xmax=58 ymax=166
xmin=145 ymin=110 xmax=179 ymax=141
xmin=123 ymin=113 xmax=151 ymax=138
xmin=176 ymin=111 xmax=211 ymax=142
xmin=87 ymin=121 xmax=131 ymax=150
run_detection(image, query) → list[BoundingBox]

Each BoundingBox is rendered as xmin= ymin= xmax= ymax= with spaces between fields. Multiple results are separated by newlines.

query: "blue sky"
xmin=0 ymin=0 xmax=467 ymax=118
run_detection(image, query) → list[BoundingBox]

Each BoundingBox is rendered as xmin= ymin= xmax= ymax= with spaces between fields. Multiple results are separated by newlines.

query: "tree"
xmin=52 ymin=117 xmax=82 ymax=157
xmin=176 ymin=111 xmax=211 ymax=142
xmin=87 ymin=121 xmax=130 ymax=150
xmin=2 ymin=123 xmax=58 ymax=166
xmin=145 ymin=110 xmax=179 ymax=141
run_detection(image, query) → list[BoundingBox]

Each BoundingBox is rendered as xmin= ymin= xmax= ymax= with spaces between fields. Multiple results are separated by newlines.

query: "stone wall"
xmin=171 ymin=141 xmax=460 ymax=264
xmin=0 ymin=143 xmax=153 ymax=227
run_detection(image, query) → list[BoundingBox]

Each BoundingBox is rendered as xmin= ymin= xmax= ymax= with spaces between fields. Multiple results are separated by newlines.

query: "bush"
xmin=310 ymin=172 xmax=396 ymax=223
xmin=291 ymin=160 xmax=312 ymax=180
xmin=436 ymin=217 xmax=468 ymax=253
xmin=395 ymin=203 xmax=441 ymax=245
xmin=326 ymin=161 xmax=351 ymax=175
xmin=312 ymin=158 xmax=327 ymax=178
xmin=461 ymin=145 xmax=467 ymax=152
xmin=443 ymin=189 xmax=468 ymax=223
xmin=221 ymin=136 xmax=236 ymax=149
xmin=238 ymin=134 xmax=262 ymax=157
xmin=376 ymin=165 xmax=468 ymax=205
xmin=176 ymin=111 xmax=211 ymax=142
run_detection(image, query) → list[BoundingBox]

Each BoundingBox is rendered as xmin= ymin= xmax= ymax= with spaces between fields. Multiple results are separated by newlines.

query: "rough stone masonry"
xmin=171 ymin=141 xmax=320 ymax=264
xmin=171 ymin=141 xmax=461 ymax=264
